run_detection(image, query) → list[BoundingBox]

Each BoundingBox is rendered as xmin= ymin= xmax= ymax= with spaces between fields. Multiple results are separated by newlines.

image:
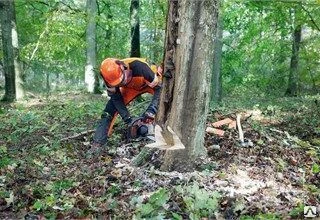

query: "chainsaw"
xmin=127 ymin=117 xmax=155 ymax=141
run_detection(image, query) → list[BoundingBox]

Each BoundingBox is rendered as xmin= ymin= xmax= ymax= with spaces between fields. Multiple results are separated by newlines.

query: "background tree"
xmin=130 ymin=0 xmax=140 ymax=57
xmin=0 ymin=0 xmax=167 ymax=96
xmin=16 ymin=0 xmax=87 ymax=93
xmin=0 ymin=0 xmax=24 ymax=102
xmin=286 ymin=7 xmax=302 ymax=96
xmin=158 ymin=0 xmax=218 ymax=171
xmin=140 ymin=0 xmax=167 ymax=62
xmin=211 ymin=1 xmax=223 ymax=105
xmin=0 ymin=0 xmax=318 ymax=99
xmin=85 ymin=0 xmax=99 ymax=93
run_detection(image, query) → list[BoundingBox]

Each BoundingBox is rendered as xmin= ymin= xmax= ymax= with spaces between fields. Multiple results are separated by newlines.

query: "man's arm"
xmin=107 ymin=87 xmax=132 ymax=124
xmin=145 ymin=84 xmax=161 ymax=117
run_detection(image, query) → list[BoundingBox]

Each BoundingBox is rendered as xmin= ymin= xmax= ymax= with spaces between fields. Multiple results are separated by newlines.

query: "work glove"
xmin=142 ymin=111 xmax=155 ymax=123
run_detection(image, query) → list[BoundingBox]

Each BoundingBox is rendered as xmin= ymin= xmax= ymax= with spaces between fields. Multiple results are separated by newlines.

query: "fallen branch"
xmin=60 ymin=130 xmax=95 ymax=142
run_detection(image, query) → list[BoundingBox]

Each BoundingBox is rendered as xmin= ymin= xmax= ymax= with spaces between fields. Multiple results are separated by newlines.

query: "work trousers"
xmin=93 ymin=100 xmax=118 ymax=145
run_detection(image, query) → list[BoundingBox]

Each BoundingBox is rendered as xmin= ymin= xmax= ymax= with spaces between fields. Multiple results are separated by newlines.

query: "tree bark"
xmin=46 ymin=72 xmax=50 ymax=95
xmin=211 ymin=6 xmax=223 ymax=105
xmin=286 ymin=8 xmax=301 ymax=96
xmin=85 ymin=0 xmax=99 ymax=93
xmin=130 ymin=0 xmax=140 ymax=57
xmin=1 ymin=0 xmax=24 ymax=101
xmin=103 ymin=1 xmax=112 ymax=52
xmin=158 ymin=0 xmax=218 ymax=172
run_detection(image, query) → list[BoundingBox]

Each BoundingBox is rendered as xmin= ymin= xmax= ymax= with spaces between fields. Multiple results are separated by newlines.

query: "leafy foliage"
xmin=175 ymin=183 xmax=220 ymax=219
xmin=222 ymin=0 xmax=320 ymax=96
xmin=134 ymin=188 xmax=170 ymax=219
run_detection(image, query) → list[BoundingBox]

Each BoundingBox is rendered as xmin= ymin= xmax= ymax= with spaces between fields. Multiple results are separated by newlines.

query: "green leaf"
xmin=240 ymin=216 xmax=254 ymax=220
xmin=172 ymin=212 xmax=183 ymax=220
xmin=289 ymin=204 xmax=304 ymax=217
xmin=139 ymin=203 xmax=154 ymax=216
xmin=175 ymin=185 xmax=183 ymax=194
xmin=312 ymin=163 xmax=320 ymax=174
xmin=0 ymin=157 xmax=13 ymax=169
xmin=0 ymin=146 xmax=7 ymax=154
xmin=107 ymin=184 xmax=121 ymax=197
xmin=4 ymin=192 xmax=14 ymax=205
xmin=53 ymin=179 xmax=73 ymax=193
xmin=149 ymin=188 xmax=170 ymax=207
xmin=45 ymin=194 xmax=56 ymax=207
xmin=33 ymin=200 xmax=44 ymax=211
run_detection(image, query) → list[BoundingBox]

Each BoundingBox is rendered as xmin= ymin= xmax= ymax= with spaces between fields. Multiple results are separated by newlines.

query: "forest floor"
xmin=0 ymin=92 xmax=319 ymax=219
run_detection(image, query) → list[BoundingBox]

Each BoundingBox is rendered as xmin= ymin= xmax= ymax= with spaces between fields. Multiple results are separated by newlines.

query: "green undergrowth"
xmin=0 ymin=95 xmax=102 ymax=145
xmin=132 ymin=183 xmax=221 ymax=219
xmin=0 ymin=92 xmax=156 ymax=218
xmin=0 ymin=93 xmax=319 ymax=218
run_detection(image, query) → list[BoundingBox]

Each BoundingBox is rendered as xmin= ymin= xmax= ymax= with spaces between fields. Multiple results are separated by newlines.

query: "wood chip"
xmin=206 ymin=127 xmax=225 ymax=136
xmin=228 ymin=120 xmax=237 ymax=129
xmin=212 ymin=118 xmax=233 ymax=128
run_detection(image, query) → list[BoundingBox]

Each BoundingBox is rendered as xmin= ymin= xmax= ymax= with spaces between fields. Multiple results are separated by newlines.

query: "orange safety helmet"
xmin=100 ymin=58 xmax=123 ymax=87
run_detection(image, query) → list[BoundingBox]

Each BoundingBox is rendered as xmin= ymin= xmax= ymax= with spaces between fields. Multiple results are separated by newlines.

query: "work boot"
xmin=87 ymin=142 xmax=104 ymax=159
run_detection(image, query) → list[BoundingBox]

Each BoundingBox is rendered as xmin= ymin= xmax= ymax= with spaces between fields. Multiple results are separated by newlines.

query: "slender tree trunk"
xmin=151 ymin=0 xmax=156 ymax=61
xmin=130 ymin=0 xmax=140 ymax=57
xmin=286 ymin=25 xmax=301 ymax=96
xmin=104 ymin=1 xmax=112 ymax=51
xmin=55 ymin=72 xmax=60 ymax=90
xmin=158 ymin=0 xmax=218 ymax=172
xmin=277 ymin=18 xmax=287 ymax=75
xmin=46 ymin=72 xmax=50 ymax=95
xmin=307 ymin=67 xmax=317 ymax=94
xmin=286 ymin=8 xmax=301 ymax=96
xmin=13 ymin=10 xmax=24 ymax=100
xmin=85 ymin=0 xmax=99 ymax=93
xmin=272 ymin=17 xmax=287 ymax=92
xmin=211 ymin=7 xmax=223 ymax=105
xmin=1 ymin=0 xmax=24 ymax=101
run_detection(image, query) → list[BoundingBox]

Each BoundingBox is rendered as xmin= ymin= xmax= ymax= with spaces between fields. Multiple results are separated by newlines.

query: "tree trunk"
xmin=158 ymin=0 xmax=218 ymax=172
xmin=13 ymin=7 xmax=24 ymax=101
xmin=210 ymin=7 xmax=223 ymax=105
xmin=46 ymin=72 xmax=50 ymax=95
xmin=270 ymin=14 xmax=287 ymax=93
xmin=85 ymin=0 xmax=99 ymax=93
xmin=277 ymin=15 xmax=287 ymax=76
xmin=104 ymin=1 xmax=112 ymax=51
xmin=1 ymin=0 xmax=24 ymax=101
xmin=286 ymin=8 xmax=301 ymax=96
xmin=130 ymin=0 xmax=140 ymax=57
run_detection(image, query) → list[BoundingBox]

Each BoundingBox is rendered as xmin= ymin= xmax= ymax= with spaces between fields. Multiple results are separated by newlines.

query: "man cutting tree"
xmin=88 ymin=58 xmax=162 ymax=157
